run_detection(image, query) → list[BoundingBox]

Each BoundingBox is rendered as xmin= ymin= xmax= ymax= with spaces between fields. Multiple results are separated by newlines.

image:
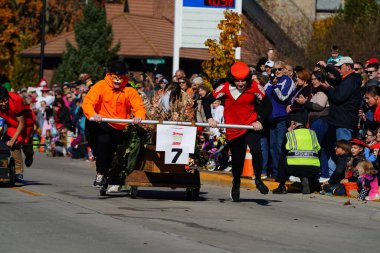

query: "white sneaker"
xmin=289 ymin=176 xmax=301 ymax=183
xmin=365 ymin=194 xmax=380 ymax=201
xmin=106 ymin=185 xmax=122 ymax=193
xmin=223 ymin=166 xmax=232 ymax=172
xmin=93 ymin=174 xmax=104 ymax=188
xmin=319 ymin=177 xmax=330 ymax=183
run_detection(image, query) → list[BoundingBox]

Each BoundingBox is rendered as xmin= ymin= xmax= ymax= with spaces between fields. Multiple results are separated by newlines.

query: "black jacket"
xmin=328 ymin=153 xmax=349 ymax=185
xmin=327 ymin=72 xmax=362 ymax=129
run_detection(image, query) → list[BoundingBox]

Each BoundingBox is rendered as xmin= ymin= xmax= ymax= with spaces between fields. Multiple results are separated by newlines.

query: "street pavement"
xmin=0 ymin=152 xmax=379 ymax=253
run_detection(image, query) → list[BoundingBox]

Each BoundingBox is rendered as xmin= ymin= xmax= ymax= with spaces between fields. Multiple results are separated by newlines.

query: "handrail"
xmin=90 ymin=117 xmax=256 ymax=130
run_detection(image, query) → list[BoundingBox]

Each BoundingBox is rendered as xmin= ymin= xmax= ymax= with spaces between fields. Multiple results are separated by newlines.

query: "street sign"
xmin=147 ymin=58 xmax=165 ymax=65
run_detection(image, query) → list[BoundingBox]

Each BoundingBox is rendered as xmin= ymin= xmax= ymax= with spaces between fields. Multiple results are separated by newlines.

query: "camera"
xmin=269 ymin=69 xmax=277 ymax=83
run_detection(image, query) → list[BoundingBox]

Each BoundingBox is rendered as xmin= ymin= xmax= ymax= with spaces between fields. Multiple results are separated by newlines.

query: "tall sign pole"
xmin=173 ymin=0 xmax=183 ymax=76
xmin=39 ymin=0 xmax=47 ymax=80
xmin=173 ymin=0 xmax=242 ymax=76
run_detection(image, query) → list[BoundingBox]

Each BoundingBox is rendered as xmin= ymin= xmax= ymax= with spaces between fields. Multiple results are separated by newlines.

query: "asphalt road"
xmin=1 ymin=153 xmax=380 ymax=253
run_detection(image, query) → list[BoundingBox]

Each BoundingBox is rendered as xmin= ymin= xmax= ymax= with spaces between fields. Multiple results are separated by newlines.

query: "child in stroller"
xmin=205 ymin=132 xmax=231 ymax=171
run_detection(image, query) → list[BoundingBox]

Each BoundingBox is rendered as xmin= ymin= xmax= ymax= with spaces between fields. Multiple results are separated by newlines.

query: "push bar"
xmin=91 ymin=117 xmax=255 ymax=130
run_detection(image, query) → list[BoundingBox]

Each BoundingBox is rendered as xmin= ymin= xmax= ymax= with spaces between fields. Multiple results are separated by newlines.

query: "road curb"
xmin=200 ymin=171 xmax=286 ymax=190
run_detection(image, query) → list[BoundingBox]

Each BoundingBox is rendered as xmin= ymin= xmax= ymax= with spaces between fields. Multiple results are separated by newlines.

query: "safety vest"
xmin=285 ymin=128 xmax=321 ymax=167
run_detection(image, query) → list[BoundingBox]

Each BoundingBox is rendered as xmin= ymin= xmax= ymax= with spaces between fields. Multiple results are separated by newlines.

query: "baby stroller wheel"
xmin=206 ymin=160 xmax=216 ymax=171
xmin=99 ymin=180 xmax=108 ymax=196
xmin=8 ymin=157 xmax=15 ymax=187
xmin=130 ymin=186 xmax=138 ymax=199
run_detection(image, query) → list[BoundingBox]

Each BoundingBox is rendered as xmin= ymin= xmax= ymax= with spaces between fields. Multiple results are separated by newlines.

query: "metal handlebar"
xmin=91 ymin=117 xmax=255 ymax=130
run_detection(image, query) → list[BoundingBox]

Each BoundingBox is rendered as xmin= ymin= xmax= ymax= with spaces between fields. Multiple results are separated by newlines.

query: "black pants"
xmin=228 ymin=130 xmax=263 ymax=187
xmin=277 ymin=154 xmax=320 ymax=187
xmin=90 ymin=122 xmax=124 ymax=183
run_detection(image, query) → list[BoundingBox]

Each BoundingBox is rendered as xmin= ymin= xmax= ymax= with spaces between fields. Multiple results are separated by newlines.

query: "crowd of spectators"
xmin=3 ymin=45 xmax=380 ymax=201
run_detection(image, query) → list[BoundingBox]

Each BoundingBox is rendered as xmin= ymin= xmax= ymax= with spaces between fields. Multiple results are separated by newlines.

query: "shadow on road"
xmin=239 ymin=198 xmax=282 ymax=206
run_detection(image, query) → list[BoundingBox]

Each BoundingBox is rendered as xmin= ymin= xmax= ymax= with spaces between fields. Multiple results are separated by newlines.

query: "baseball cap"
xmin=334 ymin=56 xmax=353 ymax=66
xmin=158 ymin=78 xmax=168 ymax=84
xmin=366 ymin=58 xmax=379 ymax=65
xmin=265 ymin=60 xmax=274 ymax=68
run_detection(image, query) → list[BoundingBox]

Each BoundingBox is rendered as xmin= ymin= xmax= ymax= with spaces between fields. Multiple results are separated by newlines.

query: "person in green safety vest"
xmin=273 ymin=118 xmax=321 ymax=194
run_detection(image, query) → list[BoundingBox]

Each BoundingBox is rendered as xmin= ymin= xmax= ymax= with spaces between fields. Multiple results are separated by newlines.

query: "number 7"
xmin=171 ymin=148 xmax=183 ymax=163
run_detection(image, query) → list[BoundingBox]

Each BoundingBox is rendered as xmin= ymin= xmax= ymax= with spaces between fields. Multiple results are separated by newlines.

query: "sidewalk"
xmin=199 ymin=170 xmax=380 ymax=202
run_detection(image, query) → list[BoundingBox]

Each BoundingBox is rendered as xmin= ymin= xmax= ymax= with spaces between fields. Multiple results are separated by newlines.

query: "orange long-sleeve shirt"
xmin=82 ymin=75 xmax=146 ymax=130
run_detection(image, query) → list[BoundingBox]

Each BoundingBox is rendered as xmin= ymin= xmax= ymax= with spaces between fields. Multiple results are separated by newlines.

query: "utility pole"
xmin=39 ymin=0 xmax=47 ymax=80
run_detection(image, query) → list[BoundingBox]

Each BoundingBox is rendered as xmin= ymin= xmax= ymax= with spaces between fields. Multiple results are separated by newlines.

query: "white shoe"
xmin=223 ymin=166 xmax=232 ymax=172
xmin=106 ymin=185 xmax=122 ymax=193
xmin=289 ymin=176 xmax=301 ymax=183
xmin=319 ymin=177 xmax=330 ymax=183
xmin=365 ymin=194 xmax=380 ymax=201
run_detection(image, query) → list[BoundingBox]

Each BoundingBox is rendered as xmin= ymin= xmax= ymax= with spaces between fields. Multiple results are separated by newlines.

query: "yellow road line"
xmin=11 ymin=188 xmax=43 ymax=197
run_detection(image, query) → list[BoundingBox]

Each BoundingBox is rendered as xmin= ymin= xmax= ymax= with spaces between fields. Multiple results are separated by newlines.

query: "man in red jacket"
xmin=0 ymin=86 xmax=35 ymax=181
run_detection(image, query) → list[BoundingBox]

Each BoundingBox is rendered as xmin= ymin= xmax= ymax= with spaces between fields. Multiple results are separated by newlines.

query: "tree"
xmin=52 ymin=1 xmax=119 ymax=83
xmin=202 ymin=10 xmax=245 ymax=88
xmin=0 ymin=0 xmax=85 ymax=89
xmin=306 ymin=0 xmax=380 ymax=65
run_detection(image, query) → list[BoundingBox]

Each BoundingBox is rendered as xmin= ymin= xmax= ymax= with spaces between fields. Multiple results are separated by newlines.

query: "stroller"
xmin=0 ymin=120 xmax=15 ymax=187
xmin=206 ymin=133 xmax=230 ymax=171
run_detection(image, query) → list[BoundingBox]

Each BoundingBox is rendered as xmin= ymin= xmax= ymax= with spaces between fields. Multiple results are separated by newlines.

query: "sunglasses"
xmin=354 ymin=68 xmax=362 ymax=71
xmin=179 ymin=81 xmax=186 ymax=84
xmin=366 ymin=71 xmax=375 ymax=75
xmin=274 ymin=68 xmax=283 ymax=72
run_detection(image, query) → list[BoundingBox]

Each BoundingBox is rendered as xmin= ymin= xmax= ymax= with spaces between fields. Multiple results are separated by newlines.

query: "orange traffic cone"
xmin=241 ymin=146 xmax=254 ymax=178
xmin=39 ymin=136 xmax=45 ymax=152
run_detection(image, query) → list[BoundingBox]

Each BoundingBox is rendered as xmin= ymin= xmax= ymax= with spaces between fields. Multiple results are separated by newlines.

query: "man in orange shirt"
xmin=82 ymin=61 xmax=146 ymax=193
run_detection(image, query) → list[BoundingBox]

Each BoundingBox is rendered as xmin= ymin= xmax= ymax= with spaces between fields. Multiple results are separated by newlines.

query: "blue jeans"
xmin=260 ymin=137 xmax=268 ymax=174
xmin=311 ymin=119 xmax=329 ymax=178
xmin=269 ymin=119 xmax=287 ymax=177
xmin=336 ymin=128 xmax=353 ymax=141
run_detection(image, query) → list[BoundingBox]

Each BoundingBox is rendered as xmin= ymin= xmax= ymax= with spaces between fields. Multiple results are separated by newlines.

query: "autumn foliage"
xmin=306 ymin=0 xmax=380 ymax=66
xmin=0 ymin=0 xmax=84 ymax=88
xmin=202 ymin=10 xmax=245 ymax=88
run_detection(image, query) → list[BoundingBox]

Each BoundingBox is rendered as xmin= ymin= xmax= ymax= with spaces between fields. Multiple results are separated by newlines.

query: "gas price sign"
xmin=183 ymin=0 xmax=236 ymax=8
xmin=204 ymin=0 xmax=235 ymax=8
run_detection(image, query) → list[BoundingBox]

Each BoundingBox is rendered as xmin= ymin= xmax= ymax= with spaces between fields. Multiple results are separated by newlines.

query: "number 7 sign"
xmin=164 ymin=148 xmax=189 ymax=164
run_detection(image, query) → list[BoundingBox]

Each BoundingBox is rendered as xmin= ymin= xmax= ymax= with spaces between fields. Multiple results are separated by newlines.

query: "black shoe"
xmin=15 ymin=174 xmax=24 ymax=183
xmin=272 ymin=185 xmax=287 ymax=194
xmin=230 ymin=184 xmax=240 ymax=202
xmin=93 ymin=174 xmax=105 ymax=188
xmin=255 ymin=178 xmax=269 ymax=194
xmin=25 ymin=155 xmax=33 ymax=167
xmin=301 ymin=177 xmax=311 ymax=194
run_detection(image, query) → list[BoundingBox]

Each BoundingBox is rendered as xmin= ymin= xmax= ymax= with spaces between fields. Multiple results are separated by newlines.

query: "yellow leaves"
xmin=202 ymin=10 xmax=245 ymax=86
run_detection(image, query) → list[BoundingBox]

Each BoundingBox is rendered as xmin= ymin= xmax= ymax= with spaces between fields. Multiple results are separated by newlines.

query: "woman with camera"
xmin=264 ymin=61 xmax=295 ymax=178
xmin=294 ymin=70 xmax=330 ymax=181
